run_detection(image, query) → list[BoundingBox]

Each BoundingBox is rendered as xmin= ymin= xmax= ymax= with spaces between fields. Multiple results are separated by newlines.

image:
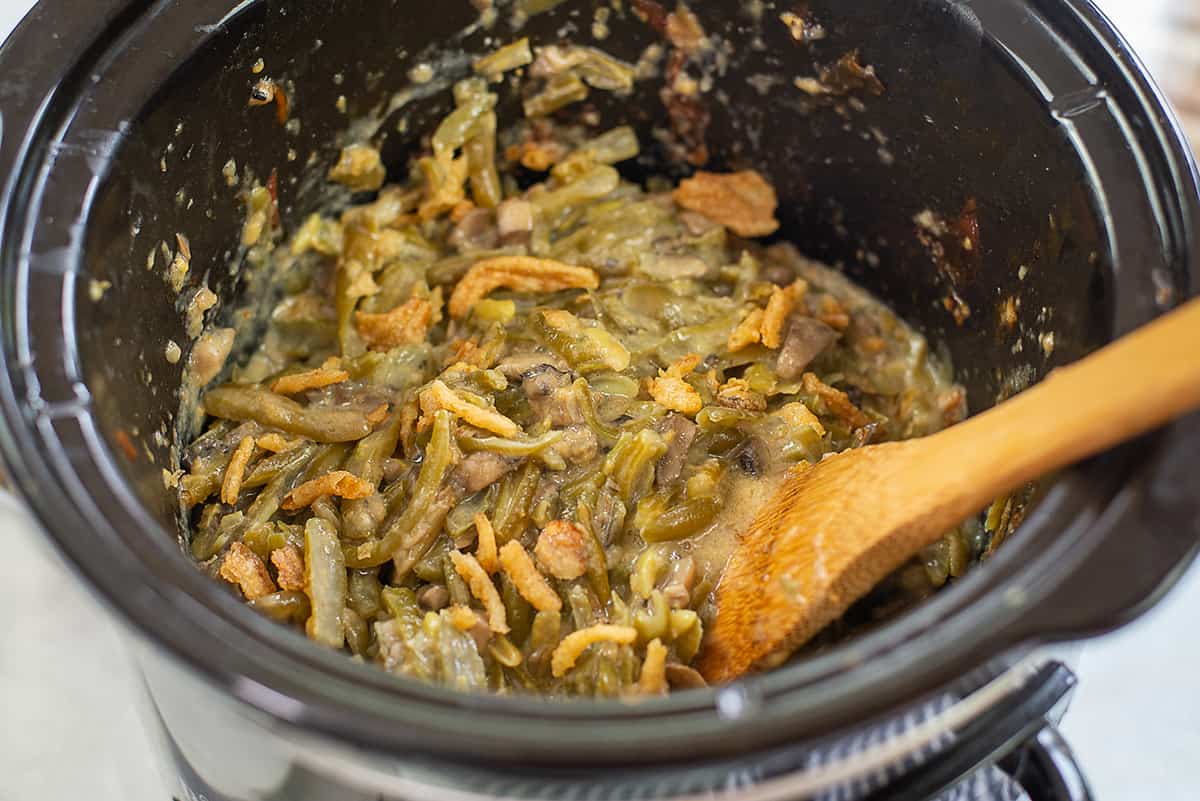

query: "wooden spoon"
xmin=698 ymin=297 xmax=1200 ymax=683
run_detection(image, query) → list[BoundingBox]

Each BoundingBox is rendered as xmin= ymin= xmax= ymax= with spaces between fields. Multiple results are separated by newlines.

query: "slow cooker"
xmin=0 ymin=1 xmax=1197 ymax=799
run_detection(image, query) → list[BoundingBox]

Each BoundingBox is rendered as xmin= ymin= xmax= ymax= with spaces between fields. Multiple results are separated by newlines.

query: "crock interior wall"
xmin=77 ymin=0 xmax=1112 ymax=531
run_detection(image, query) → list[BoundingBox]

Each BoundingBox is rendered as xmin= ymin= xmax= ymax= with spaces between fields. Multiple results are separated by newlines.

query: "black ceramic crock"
xmin=0 ymin=1 xmax=1197 ymax=799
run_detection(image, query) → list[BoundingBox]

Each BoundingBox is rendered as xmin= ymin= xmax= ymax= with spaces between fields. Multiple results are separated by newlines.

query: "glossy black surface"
xmin=0 ymin=0 xmax=1196 ymax=780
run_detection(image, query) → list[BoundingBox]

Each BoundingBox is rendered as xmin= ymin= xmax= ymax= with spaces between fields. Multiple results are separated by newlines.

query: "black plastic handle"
xmin=850 ymin=662 xmax=1096 ymax=801
xmin=1008 ymin=411 xmax=1200 ymax=644
xmin=1002 ymin=726 xmax=1095 ymax=801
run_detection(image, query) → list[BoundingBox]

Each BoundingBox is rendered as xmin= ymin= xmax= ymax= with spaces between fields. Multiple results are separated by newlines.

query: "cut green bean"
xmin=204 ymin=386 xmax=373 ymax=443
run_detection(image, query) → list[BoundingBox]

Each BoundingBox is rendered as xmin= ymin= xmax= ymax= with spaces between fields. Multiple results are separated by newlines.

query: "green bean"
xmin=343 ymin=411 xmax=455 ymax=568
xmin=573 ymin=379 xmax=620 ymax=446
xmin=248 ymin=590 xmax=311 ymax=624
xmin=523 ymin=72 xmax=588 ymax=118
xmin=435 ymin=610 xmax=489 ymax=692
xmin=445 ymin=489 xmax=492 ymax=544
xmin=592 ymin=644 xmax=620 ymax=697
xmin=574 ymin=504 xmax=610 ymax=600
xmin=630 ymin=547 xmax=666 ymax=599
xmin=532 ymin=45 xmax=635 ymax=91
xmin=190 ymin=509 xmax=236 ymax=562
xmin=458 ymin=429 xmax=563 ymax=457
xmin=413 ymin=535 xmax=452 ymax=583
xmin=204 ymin=386 xmax=373 ymax=443
xmin=191 ymin=446 xmax=316 ymax=560
xmin=304 ymin=517 xmax=347 ymax=649
xmin=641 ymin=496 xmax=722 ymax=543
xmin=381 ymin=586 xmax=421 ymax=629
xmin=669 ymin=609 xmax=702 ymax=663
xmin=500 ymin=572 xmax=534 ymax=646
xmin=559 ymin=467 xmax=603 ymax=513
xmin=300 ymin=444 xmax=349 ymax=484
xmin=578 ymin=126 xmax=639 ymax=165
xmin=311 ymin=495 xmax=340 ymax=529
xmin=342 ymin=412 xmax=404 ymax=540
xmin=465 ymin=111 xmax=502 ymax=209
xmin=590 ymin=485 xmax=626 ymax=547
xmin=347 ymin=569 xmax=383 ymax=619
xmin=492 ymin=460 xmax=540 ymax=543
xmin=392 ymin=491 xmax=456 ymax=578
xmin=531 ymin=165 xmax=619 ymax=219
xmin=572 ymin=49 xmax=635 ymax=92
xmin=343 ymin=606 xmax=370 ymax=656
xmin=443 ymin=552 xmax=473 ymax=607
xmin=242 ymin=523 xmax=286 ymax=561
xmin=335 ymin=260 xmax=367 ymax=357
xmin=180 ymin=422 xmax=258 ymax=507
xmin=180 ymin=474 xmax=221 ymax=509
xmin=359 ymin=259 xmax=416 ymax=313
xmin=567 ymin=584 xmax=596 ymax=630
xmin=503 ymin=663 xmax=540 ymax=692
xmin=474 ymin=38 xmax=534 ymax=77
xmin=488 ymin=635 xmax=524 ymax=668
xmin=532 ymin=311 xmax=630 ymax=374
xmin=433 ymin=81 xmax=496 ymax=158
xmin=584 ymin=372 xmax=639 ymax=399
xmin=633 ymin=590 xmax=669 ymax=643
xmin=243 ymin=442 xmax=318 ymax=489
xmin=603 ymin=429 xmax=667 ymax=504
xmin=347 ymin=343 xmax=435 ymax=391
xmin=380 ymin=466 xmax=410 ymax=511
xmin=526 ymin=609 xmax=562 ymax=674
xmin=695 ymin=405 xmax=762 ymax=432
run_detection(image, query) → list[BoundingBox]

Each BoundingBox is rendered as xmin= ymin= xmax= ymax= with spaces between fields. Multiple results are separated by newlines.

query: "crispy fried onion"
xmin=219 ymin=542 xmax=276 ymax=600
xmin=649 ymin=353 xmax=703 ymax=416
xmin=449 ymin=550 xmax=509 ymax=633
xmin=673 ymin=170 xmax=780 ymax=238
xmin=419 ymin=379 xmax=519 ymax=437
xmin=498 ymin=541 xmax=562 ymax=613
xmin=551 ymin=624 xmax=638 ymax=677
xmin=281 ymin=470 xmax=374 ymax=510
xmin=448 ymin=256 xmax=598 ymax=319
xmin=355 ymin=291 xmax=442 ymax=351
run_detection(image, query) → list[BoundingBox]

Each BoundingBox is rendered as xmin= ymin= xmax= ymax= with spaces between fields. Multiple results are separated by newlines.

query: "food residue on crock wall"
xmin=87 ymin=279 xmax=111 ymax=302
xmin=999 ymin=296 xmax=1018 ymax=329
xmin=328 ymin=144 xmax=386 ymax=192
xmin=914 ymin=201 xmax=979 ymax=326
xmin=186 ymin=286 xmax=218 ymax=340
xmin=1039 ymin=331 xmax=1056 ymax=357
xmin=794 ymin=51 xmax=884 ymax=100
xmin=409 ymin=62 xmax=434 ymax=84
xmin=592 ymin=6 xmax=611 ymax=39
xmin=187 ymin=327 xmax=236 ymax=390
xmin=780 ymin=10 xmax=826 ymax=42
xmin=165 ymin=340 xmax=182 ymax=364
xmin=167 ymin=232 xmax=191 ymax=293
xmin=249 ymin=78 xmax=291 ymax=125
xmin=241 ymin=185 xmax=274 ymax=247
xmin=162 ymin=467 xmax=184 ymax=490
xmin=636 ymin=0 xmax=716 ymax=166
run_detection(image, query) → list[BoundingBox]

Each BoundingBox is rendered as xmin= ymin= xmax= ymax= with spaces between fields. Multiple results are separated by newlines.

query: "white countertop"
xmin=0 ymin=1 xmax=1197 ymax=799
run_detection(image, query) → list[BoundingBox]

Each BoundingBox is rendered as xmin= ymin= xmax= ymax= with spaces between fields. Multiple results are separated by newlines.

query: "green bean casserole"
xmin=180 ymin=39 xmax=977 ymax=697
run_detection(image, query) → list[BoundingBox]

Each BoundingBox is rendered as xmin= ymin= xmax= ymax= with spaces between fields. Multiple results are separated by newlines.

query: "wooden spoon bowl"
xmin=698 ymin=298 xmax=1200 ymax=683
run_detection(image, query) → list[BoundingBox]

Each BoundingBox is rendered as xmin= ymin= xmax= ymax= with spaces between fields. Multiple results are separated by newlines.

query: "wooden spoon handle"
xmin=932 ymin=297 xmax=1200 ymax=499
